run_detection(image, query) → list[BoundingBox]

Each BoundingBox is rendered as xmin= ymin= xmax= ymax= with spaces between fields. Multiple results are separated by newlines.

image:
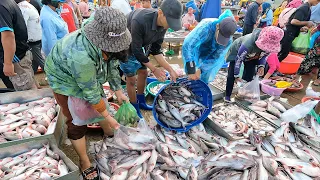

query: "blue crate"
xmin=152 ymin=78 xmax=213 ymax=132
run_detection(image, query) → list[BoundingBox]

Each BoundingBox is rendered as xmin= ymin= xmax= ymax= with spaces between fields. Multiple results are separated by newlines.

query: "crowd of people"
xmin=1 ymin=0 xmax=320 ymax=179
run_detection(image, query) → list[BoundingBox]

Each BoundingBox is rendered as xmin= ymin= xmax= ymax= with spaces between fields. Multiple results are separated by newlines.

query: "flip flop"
xmin=81 ymin=166 xmax=99 ymax=180
xmin=312 ymin=82 xmax=320 ymax=86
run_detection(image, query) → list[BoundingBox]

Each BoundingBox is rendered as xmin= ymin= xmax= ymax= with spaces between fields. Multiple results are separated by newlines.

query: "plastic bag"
xmin=112 ymin=119 xmax=157 ymax=150
xmin=237 ymin=76 xmax=260 ymax=102
xmin=68 ymin=97 xmax=108 ymax=126
xmin=280 ymin=100 xmax=319 ymax=123
xmin=114 ymin=102 xmax=140 ymax=126
xmin=292 ymin=31 xmax=311 ymax=55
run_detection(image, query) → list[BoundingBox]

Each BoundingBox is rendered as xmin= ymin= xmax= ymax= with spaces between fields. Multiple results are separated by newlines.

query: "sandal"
xmin=81 ymin=166 xmax=99 ymax=180
xmin=313 ymin=82 xmax=320 ymax=86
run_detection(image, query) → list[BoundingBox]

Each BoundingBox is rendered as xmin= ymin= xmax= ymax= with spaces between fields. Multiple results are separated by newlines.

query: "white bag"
xmin=280 ymin=100 xmax=319 ymax=123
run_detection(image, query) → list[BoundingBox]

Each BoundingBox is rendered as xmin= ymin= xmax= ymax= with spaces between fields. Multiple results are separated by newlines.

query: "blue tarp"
xmin=200 ymin=0 xmax=221 ymax=20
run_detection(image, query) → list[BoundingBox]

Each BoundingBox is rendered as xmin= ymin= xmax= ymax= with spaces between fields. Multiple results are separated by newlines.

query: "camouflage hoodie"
xmin=44 ymin=28 xmax=121 ymax=105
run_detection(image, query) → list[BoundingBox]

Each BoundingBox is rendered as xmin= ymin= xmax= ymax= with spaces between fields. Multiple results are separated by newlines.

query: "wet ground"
xmin=1 ymin=44 xmax=320 ymax=168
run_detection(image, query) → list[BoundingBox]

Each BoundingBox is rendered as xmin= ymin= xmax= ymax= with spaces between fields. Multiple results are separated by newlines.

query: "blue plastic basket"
xmin=147 ymin=71 xmax=170 ymax=84
xmin=152 ymin=78 xmax=213 ymax=132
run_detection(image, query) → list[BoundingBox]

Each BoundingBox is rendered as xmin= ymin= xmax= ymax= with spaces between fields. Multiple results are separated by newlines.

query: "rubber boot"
xmin=131 ymin=102 xmax=143 ymax=118
xmin=137 ymin=94 xmax=153 ymax=110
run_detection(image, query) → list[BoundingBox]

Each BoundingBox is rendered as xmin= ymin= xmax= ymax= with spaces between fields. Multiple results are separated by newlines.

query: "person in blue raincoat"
xmin=182 ymin=10 xmax=237 ymax=83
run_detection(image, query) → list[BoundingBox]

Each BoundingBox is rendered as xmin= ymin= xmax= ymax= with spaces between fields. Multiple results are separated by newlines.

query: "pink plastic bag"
xmin=68 ymin=97 xmax=107 ymax=126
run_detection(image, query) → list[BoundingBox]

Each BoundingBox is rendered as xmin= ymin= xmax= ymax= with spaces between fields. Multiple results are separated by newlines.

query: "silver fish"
xmin=167 ymin=103 xmax=190 ymax=129
xmin=158 ymin=99 xmax=168 ymax=111
xmin=271 ymin=101 xmax=286 ymax=112
xmin=186 ymin=165 xmax=198 ymax=180
xmin=147 ymin=149 xmax=158 ymax=173
xmin=110 ymin=168 xmax=128 ymax=180
xmin=257 ymin=157 xmax=268 ymax=180
xmin=127 ymin=165 xmax=142 ymax=180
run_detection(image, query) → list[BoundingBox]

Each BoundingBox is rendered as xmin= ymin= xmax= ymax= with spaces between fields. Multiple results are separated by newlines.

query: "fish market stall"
xmin=164 ymin=30 xmax=189 ymax=43
xmin=0 ymin=138 xmax=78 ymax=179
xmin=236 ymin=95 xmax=293 ymax=128
xmin=0 ymin=88 xmax=64 ymax=148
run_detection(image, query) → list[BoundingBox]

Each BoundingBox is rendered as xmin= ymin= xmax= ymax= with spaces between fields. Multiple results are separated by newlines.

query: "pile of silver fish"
xmin=150 ymin=83 xmax=166 ymax=95
xmin=210 ymin=73 xmax=237 ymax=91
xmin=293 ymin=114 xmax=320 ymax=149
xmin=209 ymin=103 xmax=276 ymax=139
xmin=154 ymin=83 xmax=207 ymax=129
xmin=0 ymin=97 xmax=58 ymax=142
xmin=248 ymin=97 xmax=288 ymax=122
xmin=0 ymin=144 xmax=69 ymax=179
xmin=94 ymin=123 xmax=231 ymax=180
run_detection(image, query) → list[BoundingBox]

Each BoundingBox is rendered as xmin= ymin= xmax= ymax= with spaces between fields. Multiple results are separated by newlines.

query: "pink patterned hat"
xmin=255 ymin=26 xmax=284 ymax=53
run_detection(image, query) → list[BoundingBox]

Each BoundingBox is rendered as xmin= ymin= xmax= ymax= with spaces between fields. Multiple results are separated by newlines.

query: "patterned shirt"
xmin=45 ymin=28 xmax=121 ymax=104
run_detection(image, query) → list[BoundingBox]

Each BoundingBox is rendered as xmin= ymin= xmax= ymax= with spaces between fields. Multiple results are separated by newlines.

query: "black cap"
xmin=160 ymin=0 xmax=183 ymax=31
xmin=217 ymin=17 xmax=237 ymax=46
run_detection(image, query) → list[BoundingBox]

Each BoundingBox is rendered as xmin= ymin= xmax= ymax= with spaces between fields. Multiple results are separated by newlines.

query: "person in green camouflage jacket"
xmin=44 ymin=7 xmax=131 ymax=180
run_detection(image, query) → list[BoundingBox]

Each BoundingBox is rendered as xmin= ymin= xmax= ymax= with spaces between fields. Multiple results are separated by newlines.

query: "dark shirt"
xmin=29 ymin=0 xmax=42 ymax=15
xmin=0 ymin=0 xmax=29 ymax=62
xmin=244 ymin=2 xmax=260 ymax=26
xmin=127 ymin=8 xmax=166 ymax=63
xmin=286 ymin=2 xmax=311 ymax=37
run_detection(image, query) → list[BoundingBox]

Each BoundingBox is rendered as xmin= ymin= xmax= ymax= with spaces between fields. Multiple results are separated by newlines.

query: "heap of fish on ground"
xmin=0 ymin=97 xmax=58 ymax=142
xmin=154 ymin=83 xmax=207 ymax=129
xmin=94 ymin=116 xmax=320 ymax=179
xmin=248 ymin=96 xmax=289 ymax=122
xmin=0 ymin=143 xmax=69 ymax=179
xmin=209 ymin=103 xmax=276 ymax=139
xmin=210 ymin=72 xmax=238 ymax=92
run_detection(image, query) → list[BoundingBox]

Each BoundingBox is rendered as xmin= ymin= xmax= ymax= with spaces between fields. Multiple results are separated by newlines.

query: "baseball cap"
xmin=160 ymin=0 xmax=183 ymax=31
xmin=217 ymin=17 xmax=237 ymax=46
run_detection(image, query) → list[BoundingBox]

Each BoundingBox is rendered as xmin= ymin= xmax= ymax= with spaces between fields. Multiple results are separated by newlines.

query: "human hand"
xmin=3 ymin=63 xmax=16 ymax=77
xmin=153 ymin=68 xmax=166 ymax=82
xmin=188 ymin=69 xmax=201 ymax=81
xmin=105 ymin=115 xmax=120 ymax=130
xmin=311 ymin=27 xmax=318 ymax=35
xmin=301 ymin=26 xmax=309 ymax=32
xmin=257 ymin=67 xmax=264 ymax=76
xmin=169 ymin=70 xmax=178 ymax=82
xmin=115 ymin=90 xmax=129 ymax=105
xmin=306 ymin=21 xmax=315 ymax=28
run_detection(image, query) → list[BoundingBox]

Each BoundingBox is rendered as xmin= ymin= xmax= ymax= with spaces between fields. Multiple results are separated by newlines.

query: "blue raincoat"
xmin=182 ymin=10 xmax=233 ymax=83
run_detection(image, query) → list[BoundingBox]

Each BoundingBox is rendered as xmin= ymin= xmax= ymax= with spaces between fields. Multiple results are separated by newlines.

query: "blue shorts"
xmin=120 ymin=56 xmax=147 ymax=77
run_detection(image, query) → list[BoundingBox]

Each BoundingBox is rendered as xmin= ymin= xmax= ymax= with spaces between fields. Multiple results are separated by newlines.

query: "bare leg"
xmin=127 ymin=76 xmax=137 ymax=103
xmin=137 ymin=69 xmax=148 ymax=94
xmin=71 ymin=137 xmax=97 ymax=179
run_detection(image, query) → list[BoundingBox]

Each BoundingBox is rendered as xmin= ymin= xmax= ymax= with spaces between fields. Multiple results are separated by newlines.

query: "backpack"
xmin=278 ymin=8 xmax=297 ymax=28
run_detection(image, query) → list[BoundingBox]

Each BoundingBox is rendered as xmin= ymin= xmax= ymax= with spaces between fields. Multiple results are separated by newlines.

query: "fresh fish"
xmin=58 ymin=160 xmax=68 ymax=176
xmin=262 ymin=156 xmax=278 ymax=176
xmin=271 ymin=101 xmax=286 ymax=112
xmin=178 ymin=87 xmax=192 ymax=97
xmin=147 ymin=149 xmax=157 ymax=172
xmin=6 ymin=105 xmax=30 ymax=114
xmin=248 ymin=105 xmax=266 ymax=112
xmin=159 ymin=115 xmax=182 ymax=128
xmin=276 ymin=158 xmax=320 ymax=177
xmin=267 ymin=103 xmax=281 ymax=118
xmin=167 ymin=103 xmax=190 ymax=129
xmin=261 ymin=138 xmax=276 ymax=156
xmin=257 ymin=157 xmax=268 ymax=180
xmin=158 ymin=99 xmax=168 ymax=111
xmin=207 ymin=154 xmax=255 ymax=170
xmin=154 ymin=126 xmax=165 ymax=142
xmin=110 ymin=168 xmax=128 ymax=180
xmin=127 ymin=165 xmax=142 ymax=180
xmin=0 ymin=114 xmax=25 ymax=126
xmin=252 ymin=101 xmax=268 ymax=108
xmin=176 ymin=134 xmax=196 ymax=154
xmin=0 ymin=120 xmax=28 ymax=133
xmin=100 ymin=171 xmax=111 ymax=180
xmin=0 ymin=103 xmax=20 ymax=112
xmin=186 ymin=165 xmax=198 ymax=180
xmin=293 ymin=124 xmax=316 ymax=137
xmin=256 ymin=111 xmax=278 ymax=120
xmin=114 ymin=151 xmax=151 ymax=172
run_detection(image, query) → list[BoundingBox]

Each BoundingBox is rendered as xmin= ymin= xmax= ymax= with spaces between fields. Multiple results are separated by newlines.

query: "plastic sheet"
xmin=281 ymin=100 xmax=319 ymax=123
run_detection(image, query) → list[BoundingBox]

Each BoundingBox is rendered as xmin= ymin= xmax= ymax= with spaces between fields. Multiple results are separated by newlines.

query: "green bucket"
xmin=146 ymin=80 xmax=171 ymax=97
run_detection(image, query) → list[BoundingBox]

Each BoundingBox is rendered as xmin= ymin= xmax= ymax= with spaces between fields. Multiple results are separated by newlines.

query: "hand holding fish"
xmin=188 ymin=69 xmax=201 ymax=81
xmin=169 ymin=69 xmax=178 ymax=82
xmin=115 ymin=90 xmax=129 ymax=105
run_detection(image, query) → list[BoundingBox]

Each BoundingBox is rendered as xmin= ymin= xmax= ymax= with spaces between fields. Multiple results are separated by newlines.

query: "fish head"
xmin=249 ymin=133 xmax=262 ymax=145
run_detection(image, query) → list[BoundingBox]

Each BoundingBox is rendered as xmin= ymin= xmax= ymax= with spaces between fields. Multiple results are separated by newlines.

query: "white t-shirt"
xmin=111 ymin=0 xmax=132 ymax=15
xmin=18 ymin=1 xmax=42 ymax=42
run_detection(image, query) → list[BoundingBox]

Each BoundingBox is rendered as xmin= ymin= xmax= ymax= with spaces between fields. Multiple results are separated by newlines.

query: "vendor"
xmin=120 ymin=0 xmax=182 ymax=118
xmin=298 ymin=24 xmax=320 ymax=86
xmin=225 ymin=26 xmax=284 ymax=102
xmin=264 ymin=53 xmax=281 ymax=79
xmin=182 ymin=10 xmax=237 ymax=83
xmin=45 ymin=7 xmax=130 ymax=180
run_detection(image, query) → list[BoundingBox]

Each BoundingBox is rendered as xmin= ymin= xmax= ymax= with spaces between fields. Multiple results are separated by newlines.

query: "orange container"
xmin=234 ymin=15 xmax=240 ymax=22
xmin=278 ymin=54 xmax=303 ymax=74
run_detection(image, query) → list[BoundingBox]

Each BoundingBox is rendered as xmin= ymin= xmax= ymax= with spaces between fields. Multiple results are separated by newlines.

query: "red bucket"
xmin=278 ymin=54 xmax=303 ymax=75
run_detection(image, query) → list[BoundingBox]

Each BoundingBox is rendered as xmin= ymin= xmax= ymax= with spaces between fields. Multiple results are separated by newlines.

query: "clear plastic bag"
xmin=114 ymin=102 xmax=140 ymax=126
xmin=112 ymin=119 xmax=157 ymax=150
xmin=237 ymin=76 xmax=260 ymax=102
xmin=68 ymin=97 xmax=108 ymax=126
xmin=281 ymin=100 xmax=320 ymax=123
